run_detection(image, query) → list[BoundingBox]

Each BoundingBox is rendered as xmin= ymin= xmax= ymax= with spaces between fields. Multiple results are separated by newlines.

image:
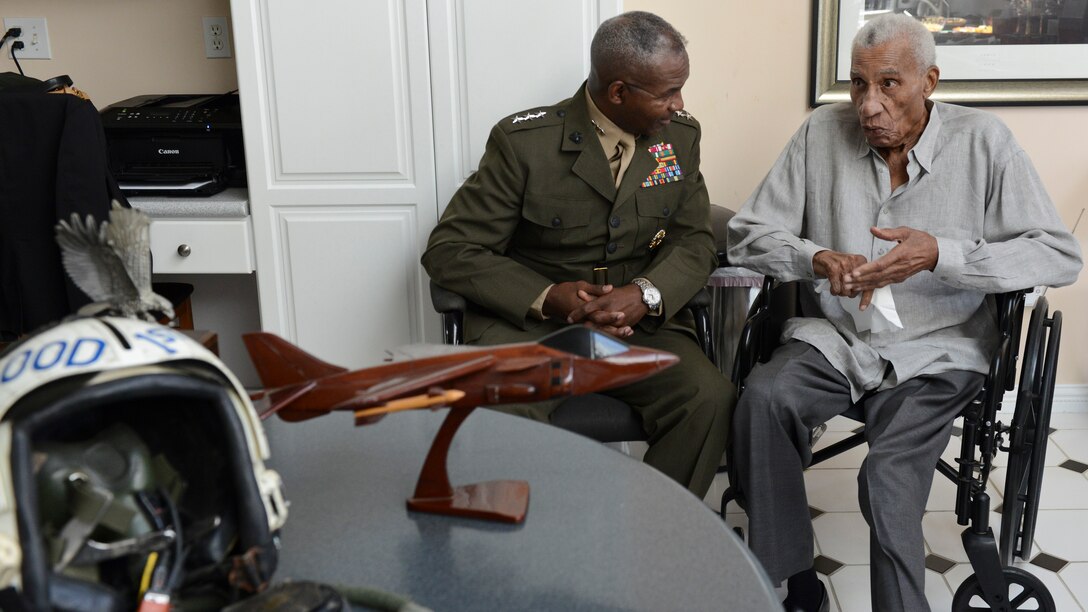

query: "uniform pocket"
xmin=517 ymin=194 xmax=596 ymax=262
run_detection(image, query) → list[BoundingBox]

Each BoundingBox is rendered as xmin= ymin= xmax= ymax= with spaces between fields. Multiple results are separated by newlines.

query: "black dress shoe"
xmin=782 ymin=580 xmax=829 ymax=612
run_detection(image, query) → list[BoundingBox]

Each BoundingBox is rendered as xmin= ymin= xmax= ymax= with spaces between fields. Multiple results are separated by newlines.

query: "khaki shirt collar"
xmin=584 ymin=88 xmax=636 ymax=157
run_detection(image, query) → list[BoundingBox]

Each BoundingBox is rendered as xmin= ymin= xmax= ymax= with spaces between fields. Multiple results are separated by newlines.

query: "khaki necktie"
xmin=609 ymin=140 xmax=629 ymax=187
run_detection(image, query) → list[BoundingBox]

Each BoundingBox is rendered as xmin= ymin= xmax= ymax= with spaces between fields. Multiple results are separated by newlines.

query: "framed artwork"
xmin=811 ymin=0 xmax=1088 ymax=105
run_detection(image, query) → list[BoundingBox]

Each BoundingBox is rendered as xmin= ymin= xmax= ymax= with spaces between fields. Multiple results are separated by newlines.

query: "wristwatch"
xmin=632 ymin=278 xmax=662 ymax=313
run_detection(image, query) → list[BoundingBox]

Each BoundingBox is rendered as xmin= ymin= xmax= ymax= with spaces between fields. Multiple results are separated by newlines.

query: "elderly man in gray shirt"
xmin=726 ymin=13 xmax=1082 ymax=612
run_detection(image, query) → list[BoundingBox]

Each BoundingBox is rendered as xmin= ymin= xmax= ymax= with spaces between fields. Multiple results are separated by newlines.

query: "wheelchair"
xmin=723 ymin=277 xmax=1064 ymax=612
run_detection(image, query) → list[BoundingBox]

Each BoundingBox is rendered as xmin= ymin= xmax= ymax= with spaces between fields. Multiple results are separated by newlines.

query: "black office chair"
xmin=723 ymin=277 xmax=1063 ymax=611
xmin=429 ymin=280 xmax=715 ymax=443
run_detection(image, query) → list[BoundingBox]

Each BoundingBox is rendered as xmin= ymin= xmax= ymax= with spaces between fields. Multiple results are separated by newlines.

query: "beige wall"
xmin=4 ymin=1 xmax=1084 ymax=383
xmin=2 ymin=0 xmax=237 ymax=107
xmin=630 ymin=1 xmax=1087 ymax=385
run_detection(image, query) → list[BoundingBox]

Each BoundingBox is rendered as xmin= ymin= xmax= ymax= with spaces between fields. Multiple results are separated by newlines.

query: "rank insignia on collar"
xmin=589 ymin=119 xmax=606 ymax=136
xmin=649 ymin=229 xmax=666 ymax=250
xmin=512 ymin=110 xmax=547 ymax=124
xmin=641 ymin=142 xmax=684 ymax=188
xmin=674 ymin=109 xmax=693 ymax=120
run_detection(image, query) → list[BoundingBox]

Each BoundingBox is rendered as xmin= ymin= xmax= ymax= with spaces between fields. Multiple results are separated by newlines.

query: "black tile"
xmin=925 ymin=553 xmax=956 ymax=574
xmin=951 ymin=426 xmax=963 ymax=438
xmin=1030 ymin=552 xmax=1068 ymax=573
xmin=809 ymin=506 xmax=824 ymax=520
xmin=813 ymin=554 xmax=844 ymax=576
xmin=1059 ymin=459 xmax=1088 ymax=474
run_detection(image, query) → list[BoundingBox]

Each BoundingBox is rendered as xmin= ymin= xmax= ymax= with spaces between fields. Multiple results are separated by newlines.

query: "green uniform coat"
xmin=423 ymin=83 xmax=732 ymax=496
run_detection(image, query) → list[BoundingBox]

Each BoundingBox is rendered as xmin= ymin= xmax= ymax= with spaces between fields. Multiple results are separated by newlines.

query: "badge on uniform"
xmin=648 ymin=229 xmax=666 ymax=250
xmin=641 ymin=143 xmax=683 ymax=188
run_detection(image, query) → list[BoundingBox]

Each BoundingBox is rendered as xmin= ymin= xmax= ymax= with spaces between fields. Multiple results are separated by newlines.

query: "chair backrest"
xmin=0 ymin=91 xmax=118 ymax=339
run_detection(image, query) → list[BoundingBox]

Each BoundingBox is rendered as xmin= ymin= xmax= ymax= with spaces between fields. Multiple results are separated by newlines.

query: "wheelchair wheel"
xmin=952 ymin=567 xmax=1054 ymax=611
xmin=999 ymin=305 xmax=1061 ymax=566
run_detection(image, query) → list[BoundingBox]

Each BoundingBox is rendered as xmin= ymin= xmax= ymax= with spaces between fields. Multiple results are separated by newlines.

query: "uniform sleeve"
xmin=932 ymin=148 xmax=1082 ymax=292
xmin=422 ymin=124 xmax=554 ymax=329
xmin=638 ymin=126 xmax=718 ymax=329
xmin=726 ymin=121 xmax=826 ymax=282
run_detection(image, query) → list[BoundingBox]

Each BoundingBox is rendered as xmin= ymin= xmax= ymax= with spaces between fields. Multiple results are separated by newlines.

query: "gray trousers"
xmin=734 ymin=342 xmax=983 ymax=612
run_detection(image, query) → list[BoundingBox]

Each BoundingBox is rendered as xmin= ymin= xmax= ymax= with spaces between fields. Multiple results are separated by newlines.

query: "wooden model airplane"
xmin=243 ymin=325 xmax=678 ymax=426
xmin=243 ymin=326 xmax=679 ymax=523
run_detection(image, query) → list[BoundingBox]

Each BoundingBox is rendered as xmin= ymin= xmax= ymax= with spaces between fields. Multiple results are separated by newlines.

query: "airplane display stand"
xmin=405 ymin=406 xmax=529 ymax=523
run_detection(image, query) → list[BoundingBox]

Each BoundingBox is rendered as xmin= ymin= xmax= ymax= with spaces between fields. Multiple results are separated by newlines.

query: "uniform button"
xmin=606 ymin=242 xmax=617 ymax=254
xmin=662 ymin=207 xmax=670 ymax=216
xmin=556 ymin=110 xmax=566 ymax=118
xmin=569 ymin=131 xmax=583 ymax=144
xmin=551 ymin=217 xmax=561 ymax=227
xmin=610 ymin=216 xmax=621 ymax=228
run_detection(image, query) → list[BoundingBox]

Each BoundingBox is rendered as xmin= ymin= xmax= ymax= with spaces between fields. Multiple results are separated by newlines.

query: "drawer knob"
xmin=177 ymin=244 xmax=192 ymax=257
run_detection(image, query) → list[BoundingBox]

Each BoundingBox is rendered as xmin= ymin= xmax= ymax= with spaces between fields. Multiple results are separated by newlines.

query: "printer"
xmin=100 ymin=93 xmax=246 ymax=197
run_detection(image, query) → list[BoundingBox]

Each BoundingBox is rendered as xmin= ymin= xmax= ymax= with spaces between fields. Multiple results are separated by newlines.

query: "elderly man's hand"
xmin=566 ymin=284 xmax=648 ymax=339
xmin=844 ymin=226 xmax=938 ymax=309
xmin=813 ymin=249 xmax=869 ymax=296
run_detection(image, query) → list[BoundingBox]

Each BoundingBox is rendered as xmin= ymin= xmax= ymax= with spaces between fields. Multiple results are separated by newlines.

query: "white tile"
xmin=990 ymin=436 xmax=1067 ymax=468
xmin=928 ymin=466 xmax=1002 ymax=512
xmin=1030 ymin=510 xmax=1088 ymax=563
xmin=1050 ymin=413 xmax=1088 ymax=430
xmin=925 ymin=568 xmax=954 ymax=611
xmin=923 ymin=511 xmax=969 ymax=564
xmin=1059 ymin=563 xmax=1088 ymax=611
xmin=805 ymin=469 xmax=861 ymax=512
xmin=813 ymin=512 xmax=869 ymax=565
xmin=827 ymin=565 xmax=871 ymax=612
xmin=810 ymin=431 xmax=868 ymax=470
xmin=991 ymin=467 xmax=1088 ymax=510
xmin=1051 ymin=430 xmax=1088 ymax=465
xmin=824 ymin=415 xmax=864 ymax=432
xmin=945 ymin=559 xmax=1082 ymax=611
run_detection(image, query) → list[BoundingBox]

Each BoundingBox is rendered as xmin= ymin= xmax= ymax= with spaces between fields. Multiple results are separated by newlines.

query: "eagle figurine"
xmin=54 ymin=202 xmax=175 ymax=322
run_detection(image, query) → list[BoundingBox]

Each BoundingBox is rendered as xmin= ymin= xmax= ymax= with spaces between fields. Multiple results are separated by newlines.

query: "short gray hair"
xmin=853 ymin=13 xmax=936 ymax=74
xmin=591 ymin=11 xmax=687 ymax=80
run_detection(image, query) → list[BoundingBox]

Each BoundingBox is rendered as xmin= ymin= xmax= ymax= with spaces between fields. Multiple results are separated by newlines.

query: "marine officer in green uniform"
xmin=422 ymin=11 xmax=732 ymax=498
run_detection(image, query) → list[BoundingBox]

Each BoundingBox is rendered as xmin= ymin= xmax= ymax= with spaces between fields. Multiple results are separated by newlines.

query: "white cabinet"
xmin=229 ymin=0 xmax=620 ymax=368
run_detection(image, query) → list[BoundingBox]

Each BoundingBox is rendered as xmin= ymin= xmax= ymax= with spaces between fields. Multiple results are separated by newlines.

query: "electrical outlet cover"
xmin=3 ymin=17 xmax=52 ymax=60
xmin=202 ymin=16 xmax=232 ymax=59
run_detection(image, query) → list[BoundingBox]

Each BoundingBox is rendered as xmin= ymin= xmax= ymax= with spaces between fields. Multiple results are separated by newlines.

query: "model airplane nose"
xmin=569 ymin=344 xmax=679 ymax=395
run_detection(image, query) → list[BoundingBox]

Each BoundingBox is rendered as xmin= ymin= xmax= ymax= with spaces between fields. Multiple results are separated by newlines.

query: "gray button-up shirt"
xmin=728 ymin=101 xmax=1082 ymax=400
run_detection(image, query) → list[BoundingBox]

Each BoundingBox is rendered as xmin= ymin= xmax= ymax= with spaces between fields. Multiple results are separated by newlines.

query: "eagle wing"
xmin=55 ymin=210 xmax=139 ymax=303
xmin=105 ymin=202 xmax=154 ymax=294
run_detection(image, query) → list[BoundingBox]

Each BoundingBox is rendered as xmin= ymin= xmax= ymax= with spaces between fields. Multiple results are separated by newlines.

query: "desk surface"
xmin=264 ymin=409 xmax=778 ymax=611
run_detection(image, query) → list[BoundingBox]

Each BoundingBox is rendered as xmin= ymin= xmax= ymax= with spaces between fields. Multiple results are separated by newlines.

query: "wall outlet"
xmin=202 ymin=16 xmax=232 ymax=59
xmin=3 ymin=17 xmax=52 ymax=60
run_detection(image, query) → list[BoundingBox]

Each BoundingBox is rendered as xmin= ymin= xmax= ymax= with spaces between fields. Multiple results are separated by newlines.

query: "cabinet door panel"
xmin=232 ymin=0 xmax=437 ymax=365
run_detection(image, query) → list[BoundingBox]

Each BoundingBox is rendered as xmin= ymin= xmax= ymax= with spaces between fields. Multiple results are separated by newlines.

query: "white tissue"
xmin=814 ymin=280 xmax=903 ymax=333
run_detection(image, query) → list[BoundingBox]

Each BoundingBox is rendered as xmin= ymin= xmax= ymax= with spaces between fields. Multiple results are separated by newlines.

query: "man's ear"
xmin=923 ymin=66 xmax=940 ymax=97
xmin=606 ymin=81 xmax=626 ymax=105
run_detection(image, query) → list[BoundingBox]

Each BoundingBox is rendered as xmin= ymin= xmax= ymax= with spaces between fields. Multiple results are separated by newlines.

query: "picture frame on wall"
xmin=811 ymin=0 xmax=1088 ymax=106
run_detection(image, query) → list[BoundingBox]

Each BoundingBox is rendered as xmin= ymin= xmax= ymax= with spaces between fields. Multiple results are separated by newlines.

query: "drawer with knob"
xmin=149 ymin=218 xmax=255 ymax=274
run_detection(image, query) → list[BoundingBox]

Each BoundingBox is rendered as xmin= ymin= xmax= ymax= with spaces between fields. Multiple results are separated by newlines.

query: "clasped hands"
xmin=543 ymin=281 xmax=647 ymax=338
xmin=814 ymin=226 xmax=938 ymax=310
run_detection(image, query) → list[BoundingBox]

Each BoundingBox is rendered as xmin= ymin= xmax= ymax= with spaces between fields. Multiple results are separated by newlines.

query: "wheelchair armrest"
xmin=710 ymin=204 xmax=735 ymax=268
xmin=429 ymin=280 xmax=466 ymax=345
xmin=684 ymin=287 xmax=715 ymax=365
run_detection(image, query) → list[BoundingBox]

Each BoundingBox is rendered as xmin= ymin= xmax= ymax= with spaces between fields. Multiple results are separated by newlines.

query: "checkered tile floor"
xmin=700 ymin=412 xmax=1088 ymax=611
